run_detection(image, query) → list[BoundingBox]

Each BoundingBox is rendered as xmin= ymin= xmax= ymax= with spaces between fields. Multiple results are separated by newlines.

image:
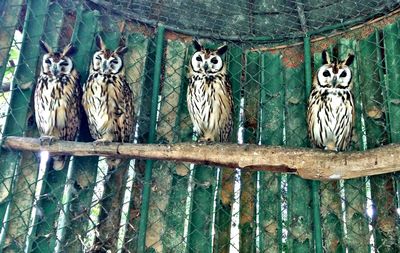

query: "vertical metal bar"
xmin=213 ymin=45 xmax=242 ymax=253
xmin=311 ymin=182 xmax=322 ymax=252
xmin=303 ymin=35 xmax=312 ymax=96
xmin=304 ymin=35 xmax=323 ymax=253
xmin=285 ymin=48 xmax=312 ymax=252
xmin=375 ymin=31 xmax=390 ymax=143
xmin=239 ymin=51 xmax=260 ymax=253
xmin=122 ymin=32 xmax=151 ymax=253
xmin=259 ymin=51 xmax=284 ymax=252
xmin=0 ymin=0 xmax=50 ymax=250
xmin=380 ymin=21 xmax=400 ymax=252
xmin=25 ymin=3 xmax=67 ymax=252
xmin=54 ymin=6 xmax=84 ymax=250
xmin=360 ymin=31 xmax=396 ymax=252
xmin=383 ymin=21 xmax=400 ymax=142
xmin=146 ymin=39 xmax=188 ymax=252
xmin=0 ymin=0 xmax=24 ymax=87
xmin=340 ymin=39 xmax=370 ymax=253
xmin=62 ymin=8 xmax=101 ymax=252
xmin=137 ymin=25 xmax=165 ymax=253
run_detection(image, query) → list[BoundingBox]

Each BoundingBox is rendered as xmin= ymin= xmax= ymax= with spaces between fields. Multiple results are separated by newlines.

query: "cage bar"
xmin=61 ymin=8 xmax=100 ymax=252
xmin=121 ymin=30 xmax=152 ymax=253
xmin=0 ymin=0 xmax=24 ymax=89
xmin=212 ymin=45 xmax=242 ymax=253
xmin=238 ymin=50 xmax=261 ymax=252
xmin=285 ymin=50 xmax=313 ymax=252
xmin=304 ymin=35 xmax=323 ymax=253
xmin=27 ymin=4 xmax=69 ymax=252
xmin=340 ymin=39 xmax=371 ymax=253
xmin=0 ymin=0 xmax=50 ymax=250
xmin=258 ymin=51 xmax=285 ymax=252
xmin=137 ymin=25 xmax=165 ymax=253
xmin=145 ymin=39 xmax=189 ymax=252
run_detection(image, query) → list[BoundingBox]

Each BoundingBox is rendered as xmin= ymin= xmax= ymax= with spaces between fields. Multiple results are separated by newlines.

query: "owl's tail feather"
xmin=106 ymin=158 xmax=122 ymax=169
xmin=53 ymin=155 xmax=66 ymax=170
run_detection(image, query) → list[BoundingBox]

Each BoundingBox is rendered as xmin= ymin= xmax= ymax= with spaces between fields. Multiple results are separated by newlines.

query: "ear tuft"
xmin=96 ymin=35 xmax=106 ymax=50
xmin=115 ymin=37 xmax=128 ymax=55
xmin=115 ymin=46 xmax=128 ymax=55
xmin=344 ymin=54 xmax=355 ymax=66
xmin=62 ymin=43 xmax=77 ymax=56
xmin=216 ymin=44 xmax=228 ymax=55
xmin=40 ymin=40 xmax=52 ymax=54
xmin=322 ymin=50 xmax=330 ymax=64
xmin=193 ymin=39 xmax=203 ymax=51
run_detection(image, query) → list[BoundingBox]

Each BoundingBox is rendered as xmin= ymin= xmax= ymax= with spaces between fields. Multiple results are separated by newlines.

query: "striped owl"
xmin=82 ymin=36 xmax=134 ymax=168
xmin=35 ymin=40 xmax=80 ymax=170
xmin=187 ymin=40 xmax=233 ymax=142
xmin=307 ymin=50 xmax=355 ymax=151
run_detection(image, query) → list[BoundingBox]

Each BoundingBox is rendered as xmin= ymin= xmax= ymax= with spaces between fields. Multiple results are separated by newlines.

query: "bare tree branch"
xmin=3 ymin=136 xmax=399 ymax=180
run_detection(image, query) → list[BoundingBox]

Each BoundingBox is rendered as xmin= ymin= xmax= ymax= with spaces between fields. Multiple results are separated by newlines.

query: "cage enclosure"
xmin=0 ymin=0 xmax=400 ymax=252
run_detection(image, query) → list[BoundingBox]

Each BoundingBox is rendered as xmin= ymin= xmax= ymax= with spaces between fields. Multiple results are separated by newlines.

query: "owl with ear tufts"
xmin=307 ymin=50 xmax=355 ymax=151
xmin=82 ymin=35 xmax=134 ymax=168
xmin=34 ymin=40 xmax=81 ymax=170
xmin=187 ymin=39 xmax=233 ymax=142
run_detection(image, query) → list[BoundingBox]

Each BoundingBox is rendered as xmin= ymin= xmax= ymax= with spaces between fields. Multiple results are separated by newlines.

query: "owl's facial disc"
xmin=42 ymin=54 xmax=73 ymax=78
xmin=317 ymin=64 xmax=352 ymax=89
xmin=93 ymin=51 xmax=123 ymax=75
xmin=191 ymin=52 xmax=223 ymax=75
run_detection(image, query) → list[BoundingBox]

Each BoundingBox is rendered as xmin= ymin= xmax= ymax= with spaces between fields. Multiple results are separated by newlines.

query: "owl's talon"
xmin=39 ymin=136 xmax=56 ymax=146
xmin=198 ymin=138 xmax=214 ymax=144
xmin=93 ymin=139 xmax=112 ymax=146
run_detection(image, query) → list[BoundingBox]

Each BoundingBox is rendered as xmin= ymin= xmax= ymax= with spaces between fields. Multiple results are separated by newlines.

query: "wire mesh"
xmin=0 ymin=0 xmax=399 ymax=252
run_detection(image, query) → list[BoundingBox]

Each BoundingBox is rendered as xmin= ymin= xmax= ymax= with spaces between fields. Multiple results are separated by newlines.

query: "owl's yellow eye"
xmin=95 ymin=55 xmax=101 ymax=60
xmin=196 ymin=55 xmax=202 ymax=61
xmin=210 ymin=57 xmax=218 ymax=64
xmin=340 ymin=71 xmax=347 ymax=78
xmin=322 ymin=70 xmax=330 ymax=77
xmin=45 ymin=59 xmax=51 ymax=64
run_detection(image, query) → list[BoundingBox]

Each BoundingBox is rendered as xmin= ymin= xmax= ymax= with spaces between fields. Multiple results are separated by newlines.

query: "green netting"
xmin=0 ymin=0 xmax=399 ymax=252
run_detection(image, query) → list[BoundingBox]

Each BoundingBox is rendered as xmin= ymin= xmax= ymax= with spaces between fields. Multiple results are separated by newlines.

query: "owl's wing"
xmin=306 ymin=89 xmax=322 ymax=148
xmin=221 ymin=79 xmax=233 ymax=142
xmin=64 ymin=72 xmax=81 ymax=141
xmin=34 ymin=76 xmax=48 ymax=136
xmin=120 ymin=78 xmax=135 ymax=143
xmin=340 ymin=91 xmax=356 ymax=150
xmin=81 ymin=74 xmax=101 ymax=140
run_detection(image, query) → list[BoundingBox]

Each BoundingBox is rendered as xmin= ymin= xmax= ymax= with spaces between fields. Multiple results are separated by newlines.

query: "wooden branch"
xmin=3 ymin=136 xmax=400 ymax=180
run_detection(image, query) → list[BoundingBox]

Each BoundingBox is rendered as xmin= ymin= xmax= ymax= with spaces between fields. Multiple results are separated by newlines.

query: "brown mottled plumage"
xmin=307 ymin=50 xmax=355 ymax=151
xmin=35 ymin=40 xmax=81 ymax=170
xmin=187 ymin=40 xmax=233 ymax=142
xmin=82 ymin=36 xmax=134 ymax=167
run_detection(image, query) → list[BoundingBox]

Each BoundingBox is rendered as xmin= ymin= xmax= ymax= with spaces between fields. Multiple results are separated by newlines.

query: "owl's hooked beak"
xmin=51 ymin=65 xmax=59 ymax=77
xmin=203 ymin=62 xmax=209 ymax=73
xmin=332 ymin=76 xmax=338 ymax=87
xmin=101 ymin=61 xmax=109 ymax=75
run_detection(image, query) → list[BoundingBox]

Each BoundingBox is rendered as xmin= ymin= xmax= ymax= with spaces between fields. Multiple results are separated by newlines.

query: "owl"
xmin=82 ymin=35 xmax=134 ymax=168
xmin=187 ymin=40 xmax=233 ymax=142
xmin=35 ymin=40 xmax=81 ymax=170
xmin=307 ymin=50 xmax=355 ymax=151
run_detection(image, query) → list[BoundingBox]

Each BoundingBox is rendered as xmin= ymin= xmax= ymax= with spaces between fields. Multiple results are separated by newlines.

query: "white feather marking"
xmin=91 ymin=76 xmax=109 ymax=134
